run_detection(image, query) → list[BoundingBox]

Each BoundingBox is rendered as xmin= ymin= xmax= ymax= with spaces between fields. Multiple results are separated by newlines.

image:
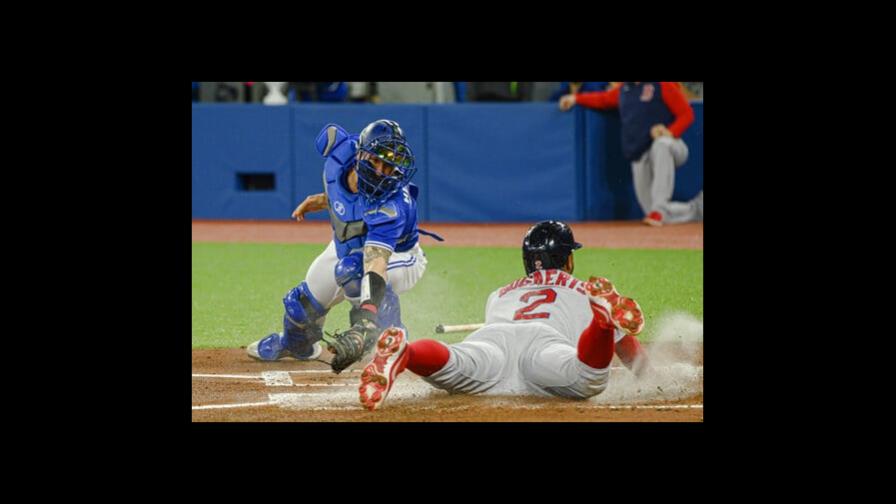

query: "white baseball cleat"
xmin=610 ymin=297 xmax=645 ymax=336
xmin=586 ymin=276 xmax=645 ymax=336
xmin=358 ymin=327 xmax=409 ymax=411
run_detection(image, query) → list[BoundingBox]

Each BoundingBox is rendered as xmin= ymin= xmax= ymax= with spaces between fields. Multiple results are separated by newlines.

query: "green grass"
xmin=192 ymin=243 xmax=702 ymax=348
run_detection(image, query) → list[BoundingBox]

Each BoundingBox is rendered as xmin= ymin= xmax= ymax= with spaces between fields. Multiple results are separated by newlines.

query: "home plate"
xmin=261 ymin=371 xmax=294 ymax=386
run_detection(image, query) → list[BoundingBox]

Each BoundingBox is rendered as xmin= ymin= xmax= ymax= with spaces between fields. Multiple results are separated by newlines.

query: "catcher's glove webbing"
xmin=326 ymin=319 xmax=378 ymax=374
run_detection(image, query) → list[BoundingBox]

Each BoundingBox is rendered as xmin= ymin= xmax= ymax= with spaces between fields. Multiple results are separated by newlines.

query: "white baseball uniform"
xmin=422 ymin=269 xmax=625 ymax=400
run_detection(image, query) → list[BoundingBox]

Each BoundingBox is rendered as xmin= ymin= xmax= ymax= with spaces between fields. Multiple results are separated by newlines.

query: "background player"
xmin=357 ymin=220 xmax=650 ymax=411
xmin=246 ymin=119 xmax=440 ymax=373
xmin=559 ymin=82 xmax=700 ymax=226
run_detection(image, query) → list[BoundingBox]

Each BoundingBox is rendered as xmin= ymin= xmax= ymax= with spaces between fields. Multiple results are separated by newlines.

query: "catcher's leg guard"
xmin=247 ymin=281 xmax=329 ymax=361
xmin=281 ymin=282 xmax=329 ymax=355
xmin=377 ymin=286 xmax=405 ymax=332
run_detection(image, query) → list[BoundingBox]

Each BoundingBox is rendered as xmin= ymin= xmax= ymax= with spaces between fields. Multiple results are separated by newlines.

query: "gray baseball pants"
xmin=632 ymin=136 xmax=703 ymax=223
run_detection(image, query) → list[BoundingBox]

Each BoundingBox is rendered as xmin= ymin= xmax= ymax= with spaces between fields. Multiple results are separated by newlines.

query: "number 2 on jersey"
xmin=513 ymin=288 xmax=557 ymax=320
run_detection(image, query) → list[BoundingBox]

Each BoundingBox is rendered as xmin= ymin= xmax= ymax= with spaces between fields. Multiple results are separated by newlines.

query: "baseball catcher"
xmin=246 ymin=119 xmax=442 ymax=373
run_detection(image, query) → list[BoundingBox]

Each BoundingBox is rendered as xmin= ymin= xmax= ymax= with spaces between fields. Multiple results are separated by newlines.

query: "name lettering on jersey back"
xmin=498 ymin=269 xmax=590 ymax=298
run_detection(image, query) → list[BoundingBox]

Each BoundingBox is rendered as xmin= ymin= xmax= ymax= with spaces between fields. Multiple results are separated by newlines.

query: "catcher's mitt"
xmin=325 ymin=319 xmax=378 ymax=374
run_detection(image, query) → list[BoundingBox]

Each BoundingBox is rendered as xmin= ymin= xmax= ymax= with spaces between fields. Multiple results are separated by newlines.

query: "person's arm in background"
xmin=657 ymin=82 xmax=695 ymax=138
xmin=558 ymin=85 xmax=620 ymax=111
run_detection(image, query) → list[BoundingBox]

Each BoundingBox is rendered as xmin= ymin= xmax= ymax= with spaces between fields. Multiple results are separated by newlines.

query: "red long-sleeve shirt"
xmin=575 ymin=82 xmax=695 ymax=138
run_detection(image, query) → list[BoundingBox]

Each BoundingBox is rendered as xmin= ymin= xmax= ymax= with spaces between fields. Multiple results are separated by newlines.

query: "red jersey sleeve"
xmin=660 ymin=82 xmax=695 ymax=137
xmin=575 ymin=86 xmax=620 ymax=110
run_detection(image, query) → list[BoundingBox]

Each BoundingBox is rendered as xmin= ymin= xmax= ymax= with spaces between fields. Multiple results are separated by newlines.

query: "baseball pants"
xmin=422 ymin=323 xmax=615 ymax=400
xmin=304 ymin=241 xmax=427 ymax=310
xmin=632 ymin=136 xmax=702 ymax=223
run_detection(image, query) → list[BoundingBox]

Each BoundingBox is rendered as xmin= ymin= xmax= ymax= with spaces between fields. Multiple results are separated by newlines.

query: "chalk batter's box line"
xmin=192 ymin=371 xmax=358 ymax=387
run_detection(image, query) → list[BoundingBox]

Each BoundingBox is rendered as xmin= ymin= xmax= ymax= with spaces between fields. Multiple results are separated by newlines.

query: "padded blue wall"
xmin=192 ymin=102 xmax=703 ymax=221
xmin=427 ymin=104 xmax=579 ymax=222
xmin=674 ymin=102 xmax=703 ymax=203
xmin=192 ymin=104 xmax=293 ymax=219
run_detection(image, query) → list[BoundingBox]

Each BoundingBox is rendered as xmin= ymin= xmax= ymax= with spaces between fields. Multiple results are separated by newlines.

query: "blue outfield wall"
xmin=192 ymin=105 xmax=294 ymax=219
xmin=427 ymin=104 xmax=580 ymax=222
xmin=192 ymin=102 xmax=703 ymax=221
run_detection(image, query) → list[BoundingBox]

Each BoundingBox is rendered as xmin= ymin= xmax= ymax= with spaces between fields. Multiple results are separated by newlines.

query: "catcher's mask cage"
xmin=355 ymin=119 xmax=416 ymax=206
xmin=522 ymin=220 xmax=583 ymax=275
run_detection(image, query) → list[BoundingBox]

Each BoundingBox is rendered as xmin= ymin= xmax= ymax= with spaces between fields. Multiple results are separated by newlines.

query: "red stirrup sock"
xmin=615 ymin=334 xmax=649 ymax=377
xmin=577 ymin=313 xmax=616 ymax=369
xmin=406 ymin=339 xmax=451 ymax=377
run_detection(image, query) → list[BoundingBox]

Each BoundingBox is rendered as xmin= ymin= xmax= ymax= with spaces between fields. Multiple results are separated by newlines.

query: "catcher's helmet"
xmin=522 ymin=220 xmax=583 ymax=275
xmin=355 ymin=119 xmax=416 ymax=205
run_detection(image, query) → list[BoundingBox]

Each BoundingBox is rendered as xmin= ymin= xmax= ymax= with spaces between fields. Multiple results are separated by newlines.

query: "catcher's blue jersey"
xmin=317 ymin=124 xmax=420 ymax=259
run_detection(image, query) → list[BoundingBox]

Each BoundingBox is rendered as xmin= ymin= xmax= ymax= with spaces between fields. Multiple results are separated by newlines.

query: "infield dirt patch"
xmin=192 ymin=344 xmax=703 ymax=422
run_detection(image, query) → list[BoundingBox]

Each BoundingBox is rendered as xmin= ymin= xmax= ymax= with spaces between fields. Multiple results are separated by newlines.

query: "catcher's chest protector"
xmin=320 ymin=127 xmax=367 ymax=258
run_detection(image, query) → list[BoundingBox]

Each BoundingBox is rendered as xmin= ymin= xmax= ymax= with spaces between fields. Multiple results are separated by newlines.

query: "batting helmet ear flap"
xmin=523 ymin=250 xmax=572 ymax=275
xmin=523 ymin=251 xmax=548 ymax=275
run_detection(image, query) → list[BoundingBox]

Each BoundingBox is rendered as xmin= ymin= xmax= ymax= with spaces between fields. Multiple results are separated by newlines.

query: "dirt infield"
xmin=192 ymin=346 xmax=703 ymax=422
xmin=192 ymin=220 xmax=703 ymax=249
xmin=192 ymin=219 xmax=703 ymax=422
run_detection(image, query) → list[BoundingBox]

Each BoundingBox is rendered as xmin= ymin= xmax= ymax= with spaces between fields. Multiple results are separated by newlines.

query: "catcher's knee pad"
xmin=334 ymin=253 xmax=363 ymax=299
xmin=282 ymin=282 xmax=329 ymax=347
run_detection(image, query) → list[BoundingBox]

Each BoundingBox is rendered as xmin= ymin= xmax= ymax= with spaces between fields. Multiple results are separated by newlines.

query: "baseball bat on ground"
xmin=435 ymin=323 xmax=485 ymax=334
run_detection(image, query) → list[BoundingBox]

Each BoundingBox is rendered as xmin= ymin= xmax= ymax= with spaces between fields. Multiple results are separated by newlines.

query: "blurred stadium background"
xmin=192 ymin=82 xmax=702 ymax=223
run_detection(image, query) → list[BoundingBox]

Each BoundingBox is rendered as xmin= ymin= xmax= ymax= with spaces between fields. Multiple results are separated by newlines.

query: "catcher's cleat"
xmin=359 ymin=327 xmax=409 ymax=411
xmin=247 ymin=332 xmax=322 ymax=361
xmin=586 ymin=277 xmax=645 ymax=336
